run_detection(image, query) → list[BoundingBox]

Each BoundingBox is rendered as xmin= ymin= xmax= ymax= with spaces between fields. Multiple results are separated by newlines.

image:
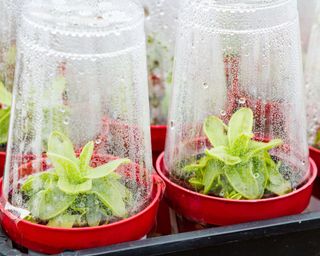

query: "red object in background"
xmin=309 ymin=147 xmax=320 ymax=177
xmin=0 ymin=152 xmax=5 ymax=177
xmin=156 ymin=152 xmax=317 ymax=226
xmin=151 ymin=125 xmax=167 ymax=167
xmin=0 ymin=157 xmax=165 ymax=254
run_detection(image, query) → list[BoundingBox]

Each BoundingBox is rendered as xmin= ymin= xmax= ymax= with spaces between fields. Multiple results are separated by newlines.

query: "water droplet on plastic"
xmin=238 ymin=98 xmax=246 ymax=105
xmin=95 ymin=139 xmax=102 ymax=145
xmin=59 ymin=107 xmax=65 ymax=113
xmin=220 ymin=110 xmax=226 ymax=117
xmin=254 ymin=173 xmax=260 ymax=179
xmin=202 ymin=82 xmax=208 ymax=89
xmin=170 ymin=120 xmax=174 ymax=129
xmin=219 ymin=191 xmax=224 ymax=197
xmin=63 ymin=117 xmax=70 ymax=125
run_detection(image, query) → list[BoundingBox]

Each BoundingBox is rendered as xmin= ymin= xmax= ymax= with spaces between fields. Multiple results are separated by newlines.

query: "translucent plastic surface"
xmin=0 ymin=0 xmax=20 ymax=147
xmin=140 ymin=0 xmax=181 ymax=124
xmin=298 ymin=0 xmax=318 ymax=59
xmin=0 ymin=0 xmax=19 ymax=92
xmin=3 ymin=0 xmax=153 ymax=228
xmin=165 ymin=0 xmax=308 ymax=200
xmin=306 ymin=5 xmax=320 ymax=148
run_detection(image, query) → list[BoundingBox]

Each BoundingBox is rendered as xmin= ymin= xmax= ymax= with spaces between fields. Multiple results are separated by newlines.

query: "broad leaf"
xmin=228 ymin=108 xmax=253 ymax=146
xmin=206 ymin=146 xmax=241 ymax=165
xmin=28 ymin=187 xmax=76 ymax=220
xmin=203 ymin=160 xmax=223 ymax=194
xmin=48 ymin=131 xmax=77 ymax=163
xmin=183 ymin=156 xmax=210 ymax=173
xmin=0 ymin=81 xmax=12 ymax=106
xmin=230 ymin=132 xmax=254 ymax=156
xmin=47 ymin=153 xmax=82 ymax=182
xmin=58 ymin=177 xmax=92 ymax=194
xmin=21 ymin=171 xmax=58 ymax=196
xmin=225 ymin=161 xmax=261 ymax=199
xmin=247 ymin=139 xmax=283 ymax=158
xmin=91 ymin=179 xmax=127 ymax=218
xmin=189 ymin=177 xmax=204 ymax=190
xmin=204 ymin=116 xmax=228 ymax=147
xmin=0 ymin=108 xmax=10 ymax=144
xmin=47 ymin=214 xmax=81 ymax=228
xmin=266 ymin=162 xmax=292 ymax=195
xmin=84 ymin=158 xmax=130 ymax=179
xmin=79 ymin=141 xmax=94 ymax=173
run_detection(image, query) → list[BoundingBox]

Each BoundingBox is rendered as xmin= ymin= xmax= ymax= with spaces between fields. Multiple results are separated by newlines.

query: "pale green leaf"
xmin=205 ymin=146 xmax=241 ymax=165
xmin=48 ymin=131 xmax=77 ymax=163
xmin=225 ymin=160 xmax=261 ymax=199
xmin=203 ymin=116 xmax=228 ymax=147
xmin=203 ymin=160 xmax=223 ymax=194
xmin=228 ymin=108 xmax=253 ymax=146
xmin=247 ymin=139 xmax=283 ymax=157
xmin=0 ymin=81 xmax=12 ymax=106
xmin=58 ymin=177 xmax=92 ymax=194
xmin=84 ymin=158 xmax=130 ymax=179
xmin=91 ymin=179 xmax=127 ymax=218
xmin=189 ymin=177 xmax=204 ymax=190
xmin=27 ymin=187 xmax=76 ymax=220
xmin=47 ymin=214 xmax=81 ymax=228
xmin=79 ymin=141 xmax=94 ymax=173
xmin=0 ymin=108 xmax=10 ymax=144
xmin=47 ymin=152 xmax=82 ymax=182
xmin=266 ymin=162 xmax=292 ymax=195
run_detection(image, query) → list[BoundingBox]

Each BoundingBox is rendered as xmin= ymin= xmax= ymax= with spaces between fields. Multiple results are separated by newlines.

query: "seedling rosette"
xmin=181 ymin=108 xmax=292 ymax=200
xmin=156 ymin=108 xmax=316 ymax=225
xmin=20 ymin=131 xmax=134 ymax=228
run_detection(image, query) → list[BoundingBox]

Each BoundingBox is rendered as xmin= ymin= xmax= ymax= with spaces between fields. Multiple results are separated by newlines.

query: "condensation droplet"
xmin=238 ymin=97 xmax=246 ymax=105
xmin=254 ymin=173 xmax=260 ymax=179
xmin=95 ymin=138 xmax=102 ymax=145
xmin=63 ymin=117 xmax=70 ymax=125
xmin=202 ymin=82 xmax=208 ymax=89
xmin=170 ymin=120 xmax=175 ymax=129
xmin=220 ymin=110 xmax=226 ymax=116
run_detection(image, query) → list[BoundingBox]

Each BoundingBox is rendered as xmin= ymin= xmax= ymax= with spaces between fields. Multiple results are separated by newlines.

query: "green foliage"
xmin=0 ymin=81 xmax=12 ymax=145
xmin=183 ymin=108 xmax=292 ymax=200
xmin=21 ymin=131 xmax=132 ymax=227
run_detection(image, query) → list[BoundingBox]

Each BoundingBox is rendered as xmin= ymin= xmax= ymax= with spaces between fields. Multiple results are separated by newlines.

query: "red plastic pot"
xmin=309 ymin=146 xmax=320 ymax=177
xmin=0 ymin=152 xmax=5 ymax=177
xmin=156 ymin=152 xmax=317 ymax=226
xmin=151 ymin=125 xmax=167 ymax=167
xmin=0 ymin=157 xmax=165 ymax=254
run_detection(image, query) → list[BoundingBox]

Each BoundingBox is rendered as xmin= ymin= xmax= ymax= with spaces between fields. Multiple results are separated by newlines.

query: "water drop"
xmin=202 ymin=82 xmax=208 ymax=89
xmin=95 ymin=138 xmax=102 ymax=145
xmin=238 ymin=97 xmax=246 ymax=105
xmin=63 ymin=117 xmax=70 ymax=125
xmin=170 ymin=120 xmax=174 ymax=129
xmin=254 ymin=173 xmax=260 ymax=179
xmin=220 ymin=110 xmax=226 ymax=116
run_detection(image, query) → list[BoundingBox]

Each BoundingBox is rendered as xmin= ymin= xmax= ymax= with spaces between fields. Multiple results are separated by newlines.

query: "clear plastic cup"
xmin=140 ymin=0 xmax=181 ymax=125
xmin=0 ymin=0 xmax=21 ymax=147
xmin=165 ymin=0 xmax=308 ymax=200
xmin=306 ymin=4 xmax=320 ymax=148
xmin=3 ymin=0 xmax=153 ymax=228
